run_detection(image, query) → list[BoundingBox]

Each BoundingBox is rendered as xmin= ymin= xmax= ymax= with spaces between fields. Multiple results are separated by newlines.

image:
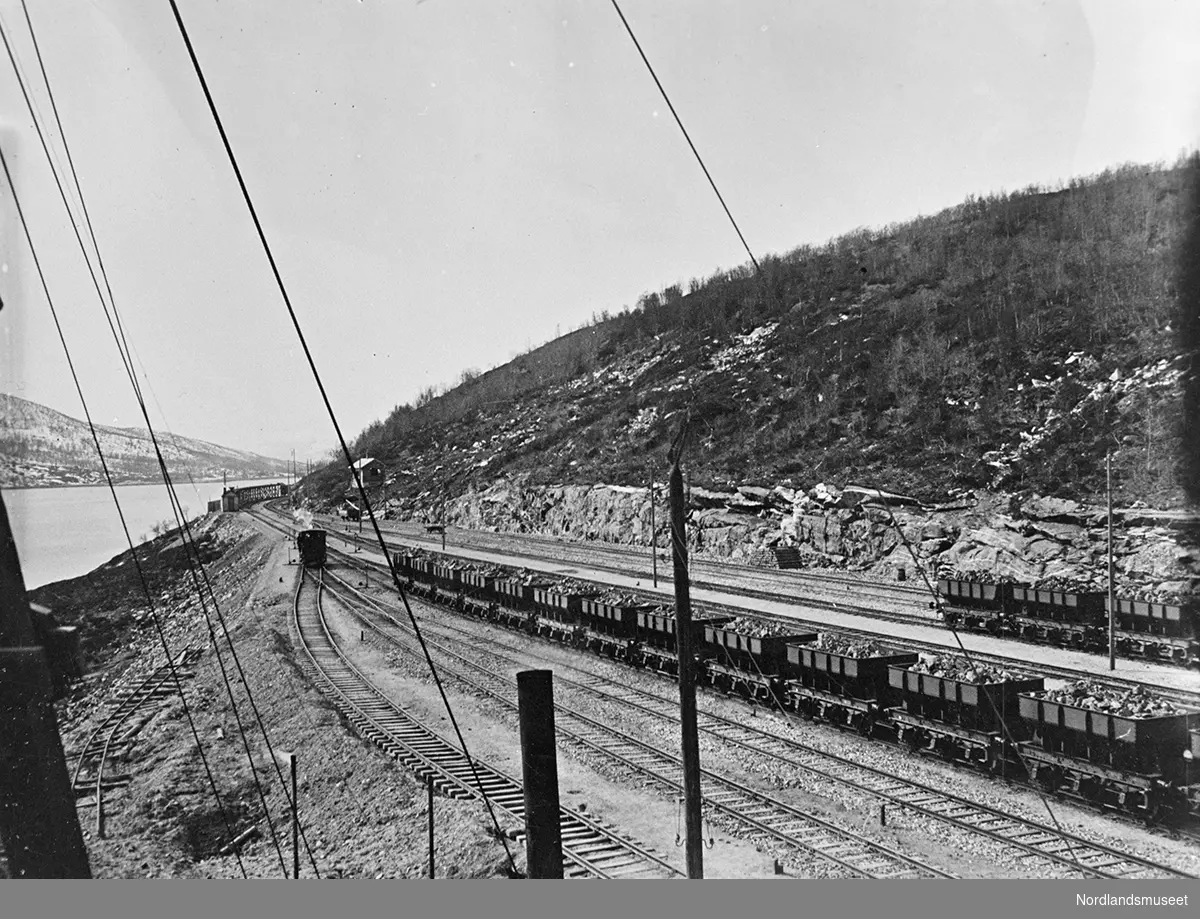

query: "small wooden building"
xmin=350 ymin=457 xmax=384 ymax=489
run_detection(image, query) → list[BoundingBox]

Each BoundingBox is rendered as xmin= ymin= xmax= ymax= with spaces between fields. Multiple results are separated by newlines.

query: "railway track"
xmin=317 ymin=569 xmax=951 ymax=878
xmin=269 ymin=506 xmax=1200 ymax=707
xmin=323 ymin=512 xmax=934 ymax=618
xmin=321 ymin=566 xmax=1196 ymax=880
xmin=323 ymin=512 xmax=1200 ymax=677
xmin=70 ymin=649 xmax=203 ymax=837
xmin=292 ymin=566 xmax=682 ymax=879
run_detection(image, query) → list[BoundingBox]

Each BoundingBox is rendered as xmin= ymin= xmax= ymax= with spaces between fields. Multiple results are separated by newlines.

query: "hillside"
xmin=307 ymin=159 xmax=1199 ymax=519
xmin=0 ymin=394 xmax=291 ymax=487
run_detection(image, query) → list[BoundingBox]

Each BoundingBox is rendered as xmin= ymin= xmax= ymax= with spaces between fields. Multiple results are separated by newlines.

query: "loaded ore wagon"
xmin=532 ymin=587 xmax=589 ymax=642
xmin=703 ymin=618 xmax=817 ymax=702
xmin=1107 ymin=597 xmax=1200 ymax=664
xmin=1017 ymin=681 xmax=1200 ymax=821
xmin=492 ymin=577 xmax=545 ymax=628
xmin=938 ymin=579 xmax=1011 ymax=630
xmin=580 ymin=596 xmax=648 ymax=659
xmin=784 ymin=634 xmax=918 ymax=732
xmin=406 ymin=557 xmax=436 ymax=598
xmin=887 ymin=655 xmax=1043 ymax=770
xmin=1009 ymin=586 xmax=1104 ymax=647
xmin=460 ymin=569 xmax=499 ymax=618
xmin=430 ymin=562 xmax=463 ymax=607
xmin=633 ymin=609 xmax=734 ymax=676
xmin=296 ymin=529 xmax=327 ymax=568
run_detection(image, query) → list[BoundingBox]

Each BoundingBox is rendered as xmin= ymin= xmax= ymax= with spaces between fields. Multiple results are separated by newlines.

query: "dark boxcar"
xmin=297 ymin=529 xmax=327 ymax=568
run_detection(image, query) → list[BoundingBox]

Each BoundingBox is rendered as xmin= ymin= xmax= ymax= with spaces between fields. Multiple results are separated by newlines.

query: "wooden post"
xmin=289 ymin=753 xmax=299 ymax=879
xmin=669 ymin=430 xmax=703 ymax=879
xmin=0 ymin=490 xmax=91 ymax=878
xmin=1108 ymin=453 xmax=1116 ymax=671
xmin=427 ymin=774 xmax=435 ymax=879
xmin=517 ymin=670 xmax=563 ymax=878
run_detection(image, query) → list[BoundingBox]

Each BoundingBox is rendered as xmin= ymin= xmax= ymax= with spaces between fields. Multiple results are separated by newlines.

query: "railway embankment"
xmin=31 ymin=515 xmax=519 ymax=878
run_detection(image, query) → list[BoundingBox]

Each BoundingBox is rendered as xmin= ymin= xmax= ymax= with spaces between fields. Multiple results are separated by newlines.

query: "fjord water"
xmin=5 ymin=478 xmax=282 ymax=589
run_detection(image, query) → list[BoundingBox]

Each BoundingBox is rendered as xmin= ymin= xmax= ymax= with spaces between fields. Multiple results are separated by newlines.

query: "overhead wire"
xmin=0 ymin=143 xmax=248 ymax=879
xmin=0 ymin=14 xmax=298 ymax=877
xmin=860 ymin=485 xmax=1085 ymax=864
xmin=163 ymin=0 xmax=519 ymax=874
xmin=608 ymin=0 xmax=760 ymax=274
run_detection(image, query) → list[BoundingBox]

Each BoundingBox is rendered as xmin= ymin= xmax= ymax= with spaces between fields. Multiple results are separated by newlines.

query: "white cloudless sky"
xmin=1 ymin=0 xmax=1197 ymax=463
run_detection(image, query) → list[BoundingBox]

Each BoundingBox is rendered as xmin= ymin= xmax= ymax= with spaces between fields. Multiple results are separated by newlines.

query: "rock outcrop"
xmin=377 ymin=475 xmax=1199 ymax=602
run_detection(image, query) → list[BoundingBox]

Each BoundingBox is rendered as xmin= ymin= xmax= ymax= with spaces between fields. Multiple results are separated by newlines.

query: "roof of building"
xmin=350 ymin=457 xmax=380 ymax=471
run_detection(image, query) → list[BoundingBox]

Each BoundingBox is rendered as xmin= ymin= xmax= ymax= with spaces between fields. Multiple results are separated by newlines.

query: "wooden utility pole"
xmin=1107 ymin=453 xmax=1116 ymax=671
xmin=517 ymin=670 xmax=564 ymax=878
xmin=427 ymin=774 xmax=435 ymax=879
xmin=668 ymin=426 xmax=703 ymax=878
xmin=0 ymin=490 xmax=91 ymax=878
xmin=274 ymin=750 xmax=299 ymax=878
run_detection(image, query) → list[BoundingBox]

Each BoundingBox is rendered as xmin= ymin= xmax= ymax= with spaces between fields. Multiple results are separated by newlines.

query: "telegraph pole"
xmin=1107 ymin=453 xmax=1116 ymax=671
xmin=668 ymin=424 xmax=703 ymax=878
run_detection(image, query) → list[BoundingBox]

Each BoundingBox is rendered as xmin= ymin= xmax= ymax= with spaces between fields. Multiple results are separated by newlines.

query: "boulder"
xmin=1020 ymin=494 xmax=1087 ymax=524
xmin=941 ymin=526 xmax=1041 ymax=583
xmin=736 ymin=485 xmax=773 ymax=503
xmin=688 ymin=487 xmax=735 ymax=509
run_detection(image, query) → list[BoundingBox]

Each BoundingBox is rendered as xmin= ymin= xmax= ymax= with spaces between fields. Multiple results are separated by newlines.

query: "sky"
xmin=0 ymin=0 xmax=1198 ymax=464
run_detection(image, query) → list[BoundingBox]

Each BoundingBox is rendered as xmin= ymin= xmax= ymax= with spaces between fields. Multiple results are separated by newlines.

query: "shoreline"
xmin=1 ymin=476 xmax=289 ymax=492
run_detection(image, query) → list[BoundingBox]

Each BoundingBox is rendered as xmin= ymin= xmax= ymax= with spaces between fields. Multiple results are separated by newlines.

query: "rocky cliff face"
xmin=379 ymin=476 xmax=1198 ymax=603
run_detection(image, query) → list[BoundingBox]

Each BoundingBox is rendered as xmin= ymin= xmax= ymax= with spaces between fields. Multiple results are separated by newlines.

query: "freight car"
xmin=296 ymin=529 xmax=327 ymax=568
xmin=390 ymin=552 xmax=1200 ymax=822
xmin=937 ymin=579 xmax=1200 ymax=668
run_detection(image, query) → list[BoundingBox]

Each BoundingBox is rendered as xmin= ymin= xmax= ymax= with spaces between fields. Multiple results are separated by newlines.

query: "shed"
xmin=350 ymin=457 xmax=385 ymax=488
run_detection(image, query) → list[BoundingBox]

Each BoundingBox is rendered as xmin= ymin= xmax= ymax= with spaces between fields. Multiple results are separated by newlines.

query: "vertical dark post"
xmin=517 ymin=670 xmax=563 ymax=878
xmin=427 ymin=774 xmax=435 ymax=879
xmin=441 ymin=495 xmax=447 ymax=552
xmin=0 ymin=491 xmax=92 ymax=878
xmin=1107 ymin=453 xmax=1116 ymax=671
xmin=669 ymin=433 xmax=703 ymax=878
xmin=290 ymin=754 xmax=299 ymax=879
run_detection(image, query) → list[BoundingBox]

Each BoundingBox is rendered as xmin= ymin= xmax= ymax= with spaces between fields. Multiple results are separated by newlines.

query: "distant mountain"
xmin=0 ymin=394 xmax=292 ymax=488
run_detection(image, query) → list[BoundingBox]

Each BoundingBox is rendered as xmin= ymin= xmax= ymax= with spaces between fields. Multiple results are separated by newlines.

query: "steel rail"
xmin=291 ymin=567 xmax=682 ymax=879
xmin=327 ymin=568 xmax=1198 ymax=879
xmin=320 ymin=570 xmax=952 ymax=878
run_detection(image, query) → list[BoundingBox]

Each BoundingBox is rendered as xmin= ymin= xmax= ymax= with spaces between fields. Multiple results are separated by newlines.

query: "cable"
xmin=859 ymin=485 xmax=1084 ymax=868
xmin=0 ymin=19 xmax=295 ymax=877
xmin=0 ymin=144 xmax=249 ymax=879
xmin=164 ymin=0 xmax=518 ymax=873
xmin=12 ymin=6 xmax=323 ymax=873
xmin=608 ymin=0 xmax=760 ymax=273
xmin=17 ymin=0 xmax=146 ymax=407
